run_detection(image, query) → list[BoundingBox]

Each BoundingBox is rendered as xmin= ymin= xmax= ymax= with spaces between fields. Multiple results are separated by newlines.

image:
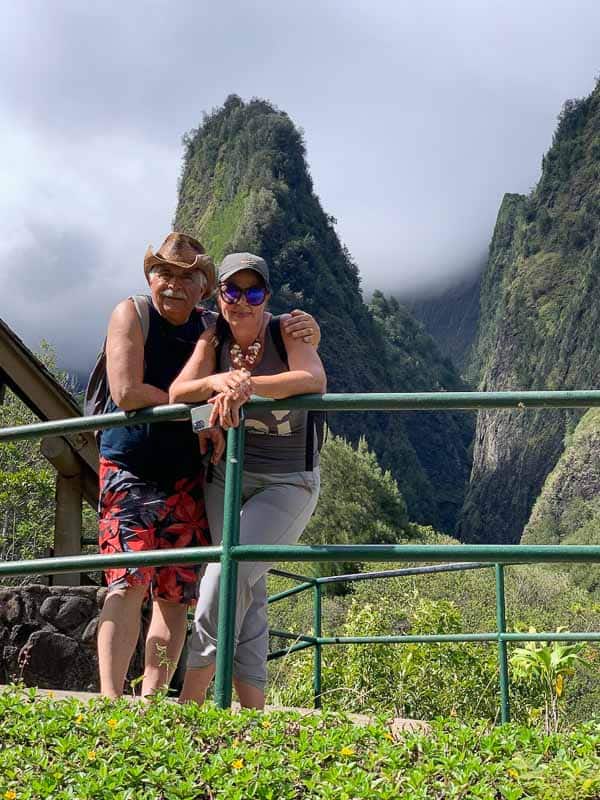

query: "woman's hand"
xmin=198 ymin=427 xmax=226 ymax=463
xmin=208 ymin=370 xmax=252 ymax=397
xmin=282 ymin=310 xmax=321 ymax=347
xmin=208 ymin=391 xmax=248 ymax=429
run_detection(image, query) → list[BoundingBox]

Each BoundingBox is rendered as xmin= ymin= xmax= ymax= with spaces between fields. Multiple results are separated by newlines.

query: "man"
xmin=96 ymin=232 xmax=319 ymax=697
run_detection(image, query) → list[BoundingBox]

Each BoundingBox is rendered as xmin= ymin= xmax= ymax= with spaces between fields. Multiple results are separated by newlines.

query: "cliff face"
xmin=522 ymin=409 xmax=600 ymax=593
xmin=175 ymin=96 xmax=473 ymax=532
xmin=404 ymin=268 xmax=482 ymax=375
xmin=460 ymin=86 xmax=600 ymax=543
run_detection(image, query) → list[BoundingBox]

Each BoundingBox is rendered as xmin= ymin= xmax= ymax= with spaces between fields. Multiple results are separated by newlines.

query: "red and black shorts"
xmin=98 ymin=457 xmax=210 ymax=605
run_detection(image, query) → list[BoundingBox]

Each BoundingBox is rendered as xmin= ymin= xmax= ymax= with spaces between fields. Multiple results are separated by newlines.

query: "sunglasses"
xmin=219 ymin=281 xmax=267 ymax=306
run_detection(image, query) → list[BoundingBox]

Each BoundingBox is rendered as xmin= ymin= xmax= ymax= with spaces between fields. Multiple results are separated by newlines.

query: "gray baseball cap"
xmin=218 ymin=252 xmax=271 ymax=290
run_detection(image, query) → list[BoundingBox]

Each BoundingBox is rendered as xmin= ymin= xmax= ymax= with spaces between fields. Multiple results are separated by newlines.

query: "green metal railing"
xmin=2 ymin=391 xmax=600 ymax=723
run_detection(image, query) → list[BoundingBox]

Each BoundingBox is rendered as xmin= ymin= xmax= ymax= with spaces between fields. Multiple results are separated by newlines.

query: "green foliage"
xmin=175 ymin=95 xmax=473 ymax=534
xmin=510 ymin=634 xmax=586 ymax=733
xmin=270 ymin=591 xmax=499 ymax=720
xmin=266 ymin=560 xmax=600 ymax=726
xmin=302 ymin=435 xmax=410 ymax=586
xmin=1 ymin=687 xmax=599 ymax=799
xmin=522 ymin=408 xmax=600 ymax=594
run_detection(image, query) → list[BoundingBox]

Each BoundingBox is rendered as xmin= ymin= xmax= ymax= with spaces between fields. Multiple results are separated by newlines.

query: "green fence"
xmin=2 ymin=391 xmax=600 ymax=723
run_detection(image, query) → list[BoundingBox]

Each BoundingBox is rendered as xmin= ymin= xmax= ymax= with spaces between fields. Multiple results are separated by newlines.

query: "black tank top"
xmin=100 ymin=298 xmax=216 ymax=485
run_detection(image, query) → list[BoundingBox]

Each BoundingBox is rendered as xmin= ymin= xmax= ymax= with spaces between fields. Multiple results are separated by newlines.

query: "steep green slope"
xmin=522 ymin=408 xmax=600 ymax=593
xmin=175 ymin=95 xmax=472 ymax=532
xmin=403 ymin=267 xmax=483 ymax=375
xmin=460 ymin=86 xmax=600 ymax=543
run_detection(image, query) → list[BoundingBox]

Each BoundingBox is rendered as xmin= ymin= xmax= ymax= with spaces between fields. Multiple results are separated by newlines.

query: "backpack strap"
xmin=130 ymin=294 xmax=151 ymax=341
xmin=213 ymin=315 xmax=231 ymax=368
xmin=268 ymin=315 xmax=289 ymax=366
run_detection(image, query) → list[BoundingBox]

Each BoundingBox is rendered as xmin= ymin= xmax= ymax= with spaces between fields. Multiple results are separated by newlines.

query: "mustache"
xmin=161 ymin=288 xmax=186 ymax=300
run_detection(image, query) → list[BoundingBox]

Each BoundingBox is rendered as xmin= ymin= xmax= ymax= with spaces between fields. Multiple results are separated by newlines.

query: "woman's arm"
xmin=169 ymin=330 xmax=251 ymax=403
xmin=106 ymin=300 xmax=168 ymax=411
xmin=208 ymin=333 xmax=326 ymax=428
xmin=251 ymin=327 xmax=326 ymax=399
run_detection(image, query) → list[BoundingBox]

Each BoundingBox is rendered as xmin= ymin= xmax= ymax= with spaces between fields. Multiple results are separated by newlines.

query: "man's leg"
xmin=97 ymin=585 xmax=147 ymax=698
xmin=142 ymin=599 xmax=189 ymax=696
xmin=97 ymin=458 xmax=159 ymax=698
xmin=153 ymin=472 xmax=211 ymax=700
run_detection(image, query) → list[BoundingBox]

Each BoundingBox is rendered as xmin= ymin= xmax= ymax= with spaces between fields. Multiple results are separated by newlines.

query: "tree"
xmin=302 ymin=435 xmax=410 ymax=589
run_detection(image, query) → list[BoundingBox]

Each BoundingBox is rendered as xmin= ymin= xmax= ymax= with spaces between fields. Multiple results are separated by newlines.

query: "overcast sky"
xmin=2 ymin=0 xmax=600 ymax=374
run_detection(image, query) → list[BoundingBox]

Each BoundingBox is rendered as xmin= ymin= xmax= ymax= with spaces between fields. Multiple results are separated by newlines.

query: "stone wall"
xmin=0 ymin=584 xmax=146 ymax=691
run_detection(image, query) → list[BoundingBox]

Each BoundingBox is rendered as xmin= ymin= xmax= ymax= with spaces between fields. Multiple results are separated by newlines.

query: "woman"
xmin=170 ymin=252 xmax=326 ymax=709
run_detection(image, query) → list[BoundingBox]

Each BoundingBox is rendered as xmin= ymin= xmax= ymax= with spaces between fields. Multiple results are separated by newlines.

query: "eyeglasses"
xmin=219 ymin=281 xmax=267 ymax=306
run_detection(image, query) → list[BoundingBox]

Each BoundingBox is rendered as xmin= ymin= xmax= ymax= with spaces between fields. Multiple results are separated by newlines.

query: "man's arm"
xmin=106 ymin=299 xmax=168 ymax=411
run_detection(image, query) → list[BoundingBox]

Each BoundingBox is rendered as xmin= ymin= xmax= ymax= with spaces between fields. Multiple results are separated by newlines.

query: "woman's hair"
xmin=214 ymin=313 xmax=231 ymax=351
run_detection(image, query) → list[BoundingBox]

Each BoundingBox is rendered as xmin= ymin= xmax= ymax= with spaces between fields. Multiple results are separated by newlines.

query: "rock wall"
xmin=0 ymin=585 xmax=146 ymax=692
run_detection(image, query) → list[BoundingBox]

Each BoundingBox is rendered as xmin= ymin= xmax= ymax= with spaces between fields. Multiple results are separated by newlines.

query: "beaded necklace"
xmin=229 ymin=339 xmax=262 ymax=371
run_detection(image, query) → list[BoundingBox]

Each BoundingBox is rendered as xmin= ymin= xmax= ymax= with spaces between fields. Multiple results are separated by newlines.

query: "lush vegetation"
xmin=403 ymin=268 xmax=483 ymax=375
xmin=522 ymin=408 xmax=600 ymax=594
xmin=1 ymin=687 xmax=598 ymax=799
xmin=460 ymin=80 xmax=600 ymax=543
xmin=266 ymin=559 xmax=600 ymax=727
xmin=175 ymin=95 xmax=472 ymax=534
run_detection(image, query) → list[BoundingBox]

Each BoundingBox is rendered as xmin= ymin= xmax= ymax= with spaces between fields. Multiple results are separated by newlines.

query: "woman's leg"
xmin=233 ymin=576 xmax=268 ymax=708
xmin=182 ymin=469 xmax=320 ymax=705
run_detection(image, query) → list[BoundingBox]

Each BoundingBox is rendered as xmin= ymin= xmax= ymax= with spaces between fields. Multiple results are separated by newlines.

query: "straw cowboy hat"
xmin=144 ymin=232 xmax=215 ymax=298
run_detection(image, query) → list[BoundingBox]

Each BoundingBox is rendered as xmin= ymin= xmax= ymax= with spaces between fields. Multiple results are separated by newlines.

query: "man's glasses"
xmin=219 ymin=281 xmax=267 ymax=306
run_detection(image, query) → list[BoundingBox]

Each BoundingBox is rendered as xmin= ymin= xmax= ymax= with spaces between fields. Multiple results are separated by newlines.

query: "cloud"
xmin=2 ymin=0 xmax=600 ymax=372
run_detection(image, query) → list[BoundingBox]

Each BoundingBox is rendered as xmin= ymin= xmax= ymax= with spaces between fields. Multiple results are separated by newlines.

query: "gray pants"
xmin=186 ymin=464 xmax=320 ymax=689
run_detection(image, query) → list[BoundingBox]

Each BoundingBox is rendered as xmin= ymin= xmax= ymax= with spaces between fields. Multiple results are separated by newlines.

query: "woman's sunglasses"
xmin=219 ymin=281 xmax=267 ymax=306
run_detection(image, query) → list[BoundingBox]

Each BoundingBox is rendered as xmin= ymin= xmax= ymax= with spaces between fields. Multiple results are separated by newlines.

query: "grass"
xmin=0 ymin=685 xmax=598 ymax=799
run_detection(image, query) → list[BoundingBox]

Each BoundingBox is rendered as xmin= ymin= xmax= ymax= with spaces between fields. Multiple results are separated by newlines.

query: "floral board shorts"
xmin=98 ymin=457 xmax=210 ymax=605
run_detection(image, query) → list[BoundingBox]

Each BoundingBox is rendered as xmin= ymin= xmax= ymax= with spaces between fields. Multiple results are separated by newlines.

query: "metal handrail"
xmin=2 ymin=391 xmax=600 ymax=724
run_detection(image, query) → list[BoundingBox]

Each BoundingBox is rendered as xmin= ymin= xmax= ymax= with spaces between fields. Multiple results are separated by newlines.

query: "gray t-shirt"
xmin=217 ymin=320 xmax=318 ymax=473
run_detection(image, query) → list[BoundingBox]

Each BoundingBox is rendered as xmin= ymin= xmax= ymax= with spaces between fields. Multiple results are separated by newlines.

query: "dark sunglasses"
xmin=219 ymin=281 xmax=267 ymax=306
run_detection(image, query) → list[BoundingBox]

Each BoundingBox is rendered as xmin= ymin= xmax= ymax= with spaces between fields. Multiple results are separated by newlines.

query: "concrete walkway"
xmin=2 ymin=685 xmax=431 ymax=735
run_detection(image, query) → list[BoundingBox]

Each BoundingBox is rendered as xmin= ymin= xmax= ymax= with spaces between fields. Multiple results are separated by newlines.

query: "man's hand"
xmin=198 ymin=427 xmax=225 ymax=464
xmin=282 ymin=310 xmax=321 ymax=346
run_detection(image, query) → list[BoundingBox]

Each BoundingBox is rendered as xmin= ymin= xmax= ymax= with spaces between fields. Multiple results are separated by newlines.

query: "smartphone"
xmin=191 ymin=403 xmax=217 ymax=433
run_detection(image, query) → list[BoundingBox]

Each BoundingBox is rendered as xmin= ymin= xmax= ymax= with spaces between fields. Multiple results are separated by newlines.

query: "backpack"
xmin=84 ymin=295 xmax=152 ymax=419
xmin=215 ymin=314 xmax=326 ymax=470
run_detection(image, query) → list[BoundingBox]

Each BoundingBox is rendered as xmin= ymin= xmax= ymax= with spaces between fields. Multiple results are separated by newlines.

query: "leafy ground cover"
xmin=0 ymin=686 xmax=598 ymax=799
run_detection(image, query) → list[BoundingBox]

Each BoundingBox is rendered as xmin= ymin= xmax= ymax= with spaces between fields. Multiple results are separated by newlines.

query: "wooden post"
xmin=41 ymin=437 xmax=83 ymax=586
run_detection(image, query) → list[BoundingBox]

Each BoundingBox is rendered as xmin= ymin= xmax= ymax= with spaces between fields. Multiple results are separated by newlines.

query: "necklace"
xmin=230 ymin=339 xmax=262 ymax=371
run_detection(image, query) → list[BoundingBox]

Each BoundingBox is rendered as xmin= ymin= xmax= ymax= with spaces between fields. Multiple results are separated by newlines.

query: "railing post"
xmin=214 ymin=419 xmax=245 ymax=709
xmin=495 ymin=563 xmax=511 ymax=723
xmin=313 ymin=581 xmax=322 ymax=708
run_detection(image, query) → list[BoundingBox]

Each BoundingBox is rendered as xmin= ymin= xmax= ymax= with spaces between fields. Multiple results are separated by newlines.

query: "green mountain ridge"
xmin=174 ymin=95 xmax=473 ymax=533
xmin=401 ymin=267 xmax=483 ymax=375
xmin=521 ymin=408 xmax=600 ymax=593
xmin=459 ymin=84 xmax=600 ymax=543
